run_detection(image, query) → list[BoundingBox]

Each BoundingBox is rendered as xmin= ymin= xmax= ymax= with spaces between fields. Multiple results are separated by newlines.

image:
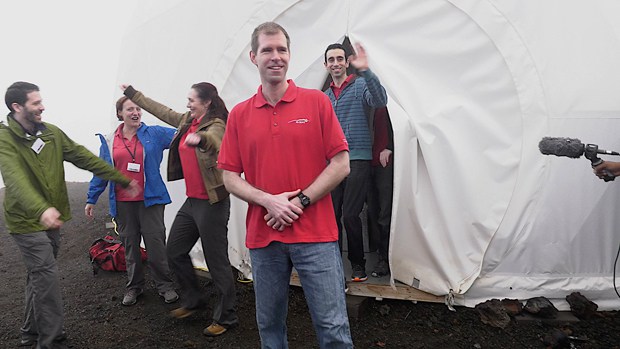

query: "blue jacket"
xmin=324 ymin=69 xmax=388 ymax=160
xmin=86 ymin=122 xmax=176 ymax=217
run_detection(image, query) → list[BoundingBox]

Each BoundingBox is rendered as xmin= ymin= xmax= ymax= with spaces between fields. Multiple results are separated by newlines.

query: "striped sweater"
xmin=325 ymin=69 xmax=388 ymax=160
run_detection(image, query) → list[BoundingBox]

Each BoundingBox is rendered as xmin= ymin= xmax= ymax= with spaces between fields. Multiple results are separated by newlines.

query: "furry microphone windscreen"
xmin=538 ymin=137 xmax=584 ymax=158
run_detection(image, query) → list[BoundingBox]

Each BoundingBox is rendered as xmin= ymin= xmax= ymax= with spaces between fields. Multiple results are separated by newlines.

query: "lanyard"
xmin=120 ymin=135 xmax=138 ymax=163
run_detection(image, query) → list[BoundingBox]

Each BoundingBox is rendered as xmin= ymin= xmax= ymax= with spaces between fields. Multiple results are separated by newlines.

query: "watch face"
xmin=299 ymin=193 xmax=310 ymax=207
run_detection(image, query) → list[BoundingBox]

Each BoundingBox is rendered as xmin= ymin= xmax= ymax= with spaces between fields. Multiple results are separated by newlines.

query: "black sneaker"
xmin=371 ymin=259 xmax=390 ymax=277
xmin=19 ymin=338 xmax=35 ymax=347
xmin=351 ymin=264 xmax=367 ymax=282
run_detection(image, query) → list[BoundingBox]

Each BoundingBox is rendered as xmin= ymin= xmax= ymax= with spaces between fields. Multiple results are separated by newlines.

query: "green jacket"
xmin=124 ymin=86 xmax=229 ymax=204
xmin=0 ymin=116 xmax=131 ymax=233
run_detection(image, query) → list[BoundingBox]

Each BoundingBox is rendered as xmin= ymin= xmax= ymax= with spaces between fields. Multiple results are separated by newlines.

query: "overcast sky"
xmin=0 ymin=1 xmax=141 ymax=183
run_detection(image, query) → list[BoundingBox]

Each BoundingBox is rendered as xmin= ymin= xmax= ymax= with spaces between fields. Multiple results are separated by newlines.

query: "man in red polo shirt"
xmin=218 ymin=22 xmax=353 ymax=348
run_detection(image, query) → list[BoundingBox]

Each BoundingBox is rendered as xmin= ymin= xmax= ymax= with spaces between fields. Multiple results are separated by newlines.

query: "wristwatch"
xmin=297 ymin=192 xmax=311 ymax=208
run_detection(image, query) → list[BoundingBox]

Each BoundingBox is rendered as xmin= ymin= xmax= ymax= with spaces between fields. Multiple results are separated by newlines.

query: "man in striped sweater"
xmin=324 ymin=42 xmax=388 ymax=282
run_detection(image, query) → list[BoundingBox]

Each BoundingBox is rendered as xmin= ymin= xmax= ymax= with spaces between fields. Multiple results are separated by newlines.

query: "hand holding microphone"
xmin=593 ymin=161 xmax=620 ymax=180
xmin=538 ymin=137 xmax=619 ymax=182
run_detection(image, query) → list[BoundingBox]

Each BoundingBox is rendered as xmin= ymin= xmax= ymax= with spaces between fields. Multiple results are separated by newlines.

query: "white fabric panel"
xmin=372 ymin=0 xmax=526 ymax=295
xmin=119 ymin=0 xmax=620 ymax=309
xmin=463 ymin=0 xmax=620 ymax=310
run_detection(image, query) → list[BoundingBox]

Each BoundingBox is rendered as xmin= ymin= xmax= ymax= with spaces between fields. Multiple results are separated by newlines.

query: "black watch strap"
xmin=297 ymin=192 xmax=311 ymax=208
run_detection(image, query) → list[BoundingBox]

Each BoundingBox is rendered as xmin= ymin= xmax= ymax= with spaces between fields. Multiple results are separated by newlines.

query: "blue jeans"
xmin=250 ymin=241 xmax=353 ymax=349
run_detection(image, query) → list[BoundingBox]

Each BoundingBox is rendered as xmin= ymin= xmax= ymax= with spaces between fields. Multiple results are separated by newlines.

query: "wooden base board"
xmin=196 ymin=252 xmax=445 ymax=304
xmin=289 ymin=272 xmax=444 ymax=303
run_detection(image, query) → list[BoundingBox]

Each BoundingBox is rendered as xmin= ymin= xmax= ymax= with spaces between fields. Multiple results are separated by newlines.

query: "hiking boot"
xmin=351 ymin=264 xmax=368 ymax=282
xmin=170 ymin=307 xmax=196 ymax=319
xmin=122 ymin=288 xmax=143 ymax=306
xmin=203 ymin=322 xmax=236 ymax=337
xmin=162 ymin=289 xmax=179 ymax=304
xmin=371 ymin=259 xmax=390 ymax=277
xmin=170 ymin=300 xmax=207 ymax=318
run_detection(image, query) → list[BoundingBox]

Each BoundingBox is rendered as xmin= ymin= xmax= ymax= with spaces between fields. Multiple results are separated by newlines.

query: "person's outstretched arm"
xmin=121 ymin=84 xmax=185 ymax=128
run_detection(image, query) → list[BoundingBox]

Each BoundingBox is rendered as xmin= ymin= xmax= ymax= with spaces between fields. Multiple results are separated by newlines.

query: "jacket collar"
xmin=3 ymin=114 xmax=48 ymax=139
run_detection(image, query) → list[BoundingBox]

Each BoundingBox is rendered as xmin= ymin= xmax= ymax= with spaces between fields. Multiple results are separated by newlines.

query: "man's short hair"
xmin=324 ymin=43 xmax=348 ymax=63
xmin=251 ymin=22 xmax=290 ymax=54
xmin=5 ymin=82 xmax=39 ymax=114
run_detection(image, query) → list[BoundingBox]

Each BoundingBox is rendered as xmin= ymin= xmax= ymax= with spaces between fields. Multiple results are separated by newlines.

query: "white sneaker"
xmin=122 ymin=288 xmax=143 ymax=306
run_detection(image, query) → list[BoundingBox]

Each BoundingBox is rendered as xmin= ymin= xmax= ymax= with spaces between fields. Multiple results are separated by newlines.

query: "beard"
xmin=23 ymin=108 xmax=42 ymax=125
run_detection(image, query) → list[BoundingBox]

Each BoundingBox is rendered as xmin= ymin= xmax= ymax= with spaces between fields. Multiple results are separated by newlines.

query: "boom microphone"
xmin=538 ymin=137 xmax=620 ymax=158
xmin=538 ymin=136 xmax=620 ymax=181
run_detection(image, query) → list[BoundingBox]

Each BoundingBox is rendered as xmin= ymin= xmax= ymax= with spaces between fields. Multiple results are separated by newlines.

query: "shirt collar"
xmin=114 ymin=124 xmax=124 ymax=138
xmin=192 ymin=114 xmax=204 ymax=126
xmin=330 ymin=74 xmax=356 ymax=89
xmin=115 ymin=123 xmax=142 ymax=140
xmin=254 ymin=80 xmax=298 ymax=108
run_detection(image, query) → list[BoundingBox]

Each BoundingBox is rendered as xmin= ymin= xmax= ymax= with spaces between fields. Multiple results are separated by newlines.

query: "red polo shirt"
xmin=113 ymin=125 xmax=144 ymax=201
xmin=218 ymin=80 xmax=349 ymax=248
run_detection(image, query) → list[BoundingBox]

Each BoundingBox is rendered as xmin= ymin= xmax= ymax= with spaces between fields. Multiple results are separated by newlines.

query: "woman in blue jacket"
xmin=85 ymin=96 xmax=178 ymax=306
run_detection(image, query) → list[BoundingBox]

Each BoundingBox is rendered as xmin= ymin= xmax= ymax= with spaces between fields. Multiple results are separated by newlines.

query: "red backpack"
xmin=88 ymin=235 xmax=147 ymax=275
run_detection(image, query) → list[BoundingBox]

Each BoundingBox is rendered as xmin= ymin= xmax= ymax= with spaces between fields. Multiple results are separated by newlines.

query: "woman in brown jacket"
xmin=121 ymin=83 xmax=237 ymax=337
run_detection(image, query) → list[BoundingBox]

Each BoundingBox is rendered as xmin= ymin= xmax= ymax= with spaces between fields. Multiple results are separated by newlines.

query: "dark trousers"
xmin=12 ymin=230 xmax=64 ymax=349
xmin=331 ymin=160 xmax=371 ymax=267
xmin=166 ymin=197 xmax=238 ymax=326
xmin=116 ymin=202 xmax=175 ymax=294
xmin=367 ymin=162 xmax=394 ymax=261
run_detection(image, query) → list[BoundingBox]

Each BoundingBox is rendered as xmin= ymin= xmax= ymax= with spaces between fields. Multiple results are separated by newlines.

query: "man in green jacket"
xmin=1 ymin=81 xmax=138 ymax=349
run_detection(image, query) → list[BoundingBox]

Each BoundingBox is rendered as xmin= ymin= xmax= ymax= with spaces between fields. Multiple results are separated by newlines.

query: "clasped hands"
xmin=263 ymin=189 xmax=305 ymax=231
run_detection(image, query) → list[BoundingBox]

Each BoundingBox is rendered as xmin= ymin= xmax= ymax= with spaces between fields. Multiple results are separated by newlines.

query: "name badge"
xmin=31 ymin=138 xmax=45 ymax=154
xmin=127 ymin=162 xmax=141 ymax=172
